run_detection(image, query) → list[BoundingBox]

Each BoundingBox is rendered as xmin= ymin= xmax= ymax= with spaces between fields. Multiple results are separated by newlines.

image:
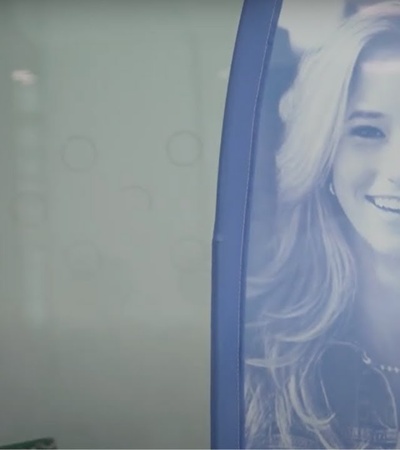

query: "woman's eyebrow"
xmin=348 ymin=110 xmax=384 ymax=120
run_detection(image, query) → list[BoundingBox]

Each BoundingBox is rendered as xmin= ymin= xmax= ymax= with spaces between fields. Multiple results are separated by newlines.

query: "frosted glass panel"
xmin=0 ymin=1 xmax=242 ymax=448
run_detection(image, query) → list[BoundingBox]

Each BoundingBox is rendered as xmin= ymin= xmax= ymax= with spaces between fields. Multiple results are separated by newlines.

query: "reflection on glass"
xmin=11 ymin=69 xmax=36 ymax=86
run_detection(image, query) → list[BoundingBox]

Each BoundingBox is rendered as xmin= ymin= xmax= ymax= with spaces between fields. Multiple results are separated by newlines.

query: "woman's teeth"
xmin=368 ymin=196 xmax=400 ymax=213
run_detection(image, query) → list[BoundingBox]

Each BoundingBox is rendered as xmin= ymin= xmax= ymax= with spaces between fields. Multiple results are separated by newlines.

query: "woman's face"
xmin=333 ymin=45 xmax=400 ymax=256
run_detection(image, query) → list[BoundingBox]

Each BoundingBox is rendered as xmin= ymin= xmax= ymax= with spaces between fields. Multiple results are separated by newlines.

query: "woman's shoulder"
xmin=319 ymin=340 xmax=398 ymax=448
xmin=245 ymin=341 xmax=398 ymax=448
xmin=318 ymin=340 xmax=368 ymax=419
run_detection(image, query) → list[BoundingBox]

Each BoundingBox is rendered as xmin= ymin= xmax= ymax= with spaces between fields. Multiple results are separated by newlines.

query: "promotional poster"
xmin=243 ymin=0 xmax=400 ymax=448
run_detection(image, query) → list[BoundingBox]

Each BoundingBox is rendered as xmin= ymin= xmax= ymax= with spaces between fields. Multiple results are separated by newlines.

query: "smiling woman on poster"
xmin=244 ymin=1 xmax=400 ymax=448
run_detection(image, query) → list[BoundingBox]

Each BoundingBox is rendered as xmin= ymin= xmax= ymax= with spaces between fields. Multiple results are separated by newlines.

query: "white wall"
xmin=0 ymin=1 xmax=242 ymax=448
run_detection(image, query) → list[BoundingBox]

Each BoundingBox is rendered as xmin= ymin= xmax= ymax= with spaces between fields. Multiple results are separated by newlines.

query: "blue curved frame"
xmin=211 ymin=0 xmax=282 ymax=448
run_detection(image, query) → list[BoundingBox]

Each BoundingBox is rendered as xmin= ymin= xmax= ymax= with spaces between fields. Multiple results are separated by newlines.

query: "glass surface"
xmin=0 ymin=1 xmax=242 ymax=448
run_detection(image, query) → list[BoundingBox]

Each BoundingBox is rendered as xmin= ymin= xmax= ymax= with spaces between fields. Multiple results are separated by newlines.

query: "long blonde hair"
xmin=245 ymin=2 xmax=400 ymax=448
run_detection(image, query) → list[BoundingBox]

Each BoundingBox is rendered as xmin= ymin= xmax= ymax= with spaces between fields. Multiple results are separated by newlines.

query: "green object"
xmin=0 ymin=438 xmax=56 ymax=449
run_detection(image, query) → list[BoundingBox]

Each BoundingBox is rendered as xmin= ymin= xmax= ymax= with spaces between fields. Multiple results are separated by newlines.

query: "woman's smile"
xmin=366 ymin=195 xmax=400 ymax=214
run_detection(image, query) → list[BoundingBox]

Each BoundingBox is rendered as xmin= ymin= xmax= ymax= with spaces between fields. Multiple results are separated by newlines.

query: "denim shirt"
xmin=318 ymin=341 xmax=399 ymax=449
xmin=248 ymin=341 xmax=399 ymax=449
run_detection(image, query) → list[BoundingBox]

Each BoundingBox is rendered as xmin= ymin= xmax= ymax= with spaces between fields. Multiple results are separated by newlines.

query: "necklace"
xmin=361 ymin=350 xmax=400 ymax=374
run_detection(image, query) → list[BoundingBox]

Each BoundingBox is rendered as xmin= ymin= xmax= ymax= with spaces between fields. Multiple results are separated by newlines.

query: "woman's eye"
xmin=349 ymin=125 xmax=385 ymax=140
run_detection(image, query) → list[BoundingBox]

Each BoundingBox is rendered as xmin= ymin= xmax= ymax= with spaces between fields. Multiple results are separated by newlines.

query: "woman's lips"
xmin=366 ymin=195 xmax=400 ymax=214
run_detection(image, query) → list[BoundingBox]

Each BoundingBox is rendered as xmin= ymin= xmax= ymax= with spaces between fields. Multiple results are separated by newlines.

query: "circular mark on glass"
xmin=11 ymin=191 xmax=47 ymax=226
xmin=122 ymin=185 xmax=153 ymax=212
xmin=65 ymin=241 xmax=101 ymax=277
xmin=171 ymin=238 xmax=209 ymax=272
xmin=166 ymin=131 xmax=203 ymax=167
xmin=62 ymin=136 xmax=97 ymax=172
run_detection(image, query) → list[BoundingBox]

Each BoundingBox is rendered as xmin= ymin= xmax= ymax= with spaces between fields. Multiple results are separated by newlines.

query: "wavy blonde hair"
xmin=245 ymin=2 xmax=400 ymax=448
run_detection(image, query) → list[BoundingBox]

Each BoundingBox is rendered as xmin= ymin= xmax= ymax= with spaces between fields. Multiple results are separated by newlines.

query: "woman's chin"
xmin=352 ymin=230 xmax=400 ymax=261
xmin=369 ymin=240 xmax=400 ymax=261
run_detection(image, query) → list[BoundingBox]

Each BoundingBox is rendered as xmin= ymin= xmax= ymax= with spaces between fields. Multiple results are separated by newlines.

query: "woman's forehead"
xmin=361 ymin=44 xmax=400 ymax=73
xmin=351 ymin=42 xmax=400 ymax=84
xmin=359 ymin=35 xmax=400 ymax=62
xmin=349 ymin=48 xmax=400 ymax=114
xmin=348 ymin=40 xmax=400 ymax=91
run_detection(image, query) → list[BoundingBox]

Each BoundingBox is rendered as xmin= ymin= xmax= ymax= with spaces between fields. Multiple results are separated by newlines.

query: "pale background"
xmin=0 ymin=1 xmax=242 ymax=448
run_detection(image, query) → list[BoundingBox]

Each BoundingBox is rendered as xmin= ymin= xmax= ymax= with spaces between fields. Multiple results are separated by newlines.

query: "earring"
xmin=329 ymin=182 xmax=336 ymax=196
